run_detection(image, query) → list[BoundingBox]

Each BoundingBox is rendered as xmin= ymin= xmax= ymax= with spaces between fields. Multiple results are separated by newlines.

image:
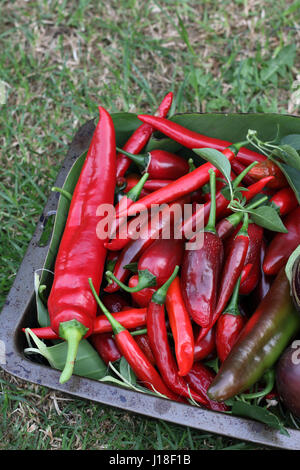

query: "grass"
xmin=1 ymin=0 xmax=300 ymax=450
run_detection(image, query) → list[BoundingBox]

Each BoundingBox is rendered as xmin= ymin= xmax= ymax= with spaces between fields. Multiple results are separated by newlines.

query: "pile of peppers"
xmin=24 ymin=93 xmax=300 ymax=417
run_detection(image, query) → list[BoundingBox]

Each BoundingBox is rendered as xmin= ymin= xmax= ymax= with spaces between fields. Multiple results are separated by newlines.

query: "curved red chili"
xmin=128 ymin=275 xmax=156 ymax=307
xmin=47 ymin=106 xmax=116 ymax=383
xmin=269 ymin=187 xmax=298 ymax=216
xmin=116 ymin=92 xmax=173 ymax=178
xmin=193 ymin=327 xmax=216 ymax=362
xmin=136 ymin=114 xmax=266 ymax=166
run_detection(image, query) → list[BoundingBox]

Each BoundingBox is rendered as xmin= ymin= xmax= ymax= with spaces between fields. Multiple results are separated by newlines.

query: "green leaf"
xmin=25 ymin=329 xmax=107 ymax=380
xmin=280 ymin=134 xmax=300 ymax=150
xmin=249 ymin=205 xmax=288 ymax=233
xmin=119 ymin=357 xmax=137 ymax=385
xmin=34 ymin=273 xmax=50 ymax=327
xmin=276 ymin=162 xmax=300 ymax=205
xmin=273 ymin=145 xmax=300 ymax=171
xmin=285 ymin=244 xmax=300 ymax=285
xmin=231 ymin=401 xmax=289 ymax=435
xmin=192 ymin=148 xmax=232 ymax=194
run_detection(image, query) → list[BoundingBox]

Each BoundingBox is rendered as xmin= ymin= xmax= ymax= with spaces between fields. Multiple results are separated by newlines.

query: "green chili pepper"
xmin=207 ymin=267 xmax=300 ymax=402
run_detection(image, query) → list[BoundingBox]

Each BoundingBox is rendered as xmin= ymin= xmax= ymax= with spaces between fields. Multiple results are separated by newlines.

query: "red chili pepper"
xmin=185 ymin=362 xmax=229 ymax=412
xmin=136 ymin=114 xmax=266 ymax=166
xmin=253 ymin=240 xmax=274 ymax=306
xmin=47 ymin=106 xmax=116 ymax=383
xmin=224 ymin=223 xmax=264 ymax=296
xmin=118 ymin=143 xmax=244 ymax=220
xmin=25 ymin=307 xmax=148 ymax=340
xmin=116 ymin=92 xmax=173 ymax=178
xmin=263 ymin=206 xmax=300 ymax=276
xmin=215 ymin=276 xmax=246 ymax=362
xmin=104 ymin=197 xmax=188 ymax=292
xmin=181 ymin=170 xmax=224 ymax=328
xmin=247 ymin=159 xmax=288 ymax=189
xmin=101 ymin=293 xmax=130 ymax=314
xmin=165 ymin=276 xmax=194 ymax=376
xmin=89 ymin=278 xmax=179 ymax=401
xmin=116 ymin=147 xmax=189 ymax=180
xmin=194 ymin=327 xmax=216 ymax=362
xmin=146 ymin=266 xmax=210 ymax=406
xmin=198 ymin=213 xmax=250 ymax=341
xmin=128 ymin=274 xmax=156 ymax=307
xmin=231 ymin=160 xmax=257 ymax=186
xmin=134 ymin=334 xmax=156 ymax=366
xmin=270 ymin=187 xmax=298 ymax=216
xmin=91 ymin=333 xmax=121 ymax=364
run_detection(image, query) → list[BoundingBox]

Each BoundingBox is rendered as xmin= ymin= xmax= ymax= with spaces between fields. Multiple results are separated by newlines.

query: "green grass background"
xmin=1 ymin=0 xmax=300 ymax=450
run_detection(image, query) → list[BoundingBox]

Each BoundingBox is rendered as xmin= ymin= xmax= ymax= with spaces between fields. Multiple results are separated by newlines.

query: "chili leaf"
xmin=34 ymin=273 xmax=50 ymax=327
xmin=231 ymin=401 xmax=289 ymax=436
xmin=280 ymin=134 xmax=300 ymax=150
xmin=285 ymin=244 xmax=300 ymax=285
xmin=119 ymin=357 xmax=137 ymax=385
xmin=192 ymin=148 xmax=232 ymax=185
xmin=248 ymin=205 xmax=288 ymax=233
xmin=24 ymin=329 xmax=107 ymax=380
xmin=273 ymin=145 xmax=300 ymax=171
xmin=275 ymin=161 xmax=300 ymax=205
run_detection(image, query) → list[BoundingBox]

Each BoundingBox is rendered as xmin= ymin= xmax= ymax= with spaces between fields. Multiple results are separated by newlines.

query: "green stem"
xmin=237 ymin=212 xmax=249 ymax=237
xmin=188 ymin=158 xmax=196 ymax=172
xmin=223 ymin=275 xmax=242 ymax=316
xmin=51 ymin=187 xmax=72 ymax=202
xmin=205 ymin=169 xmax=217 ymax=234
xmin=151 ymin=266 xmax=179 ymax=305
xmin=88 ymin=278 xmax=125 ymax=335
xmin=58 ymin=319 xmax=89 ymax=384
xmin=116 ymin=146 xmax=148 ymax=169
xmin=232 ymin=161 xmax=258 ymax=189
xmin=227 ymin=140 xmax=249 ymax=155
xmin=131 ymin=328 xmax=147 ymax=336
xmin=106 ymin=269 xmax=157 ymax=292
xmin=240 ymin=369 xmax=275 ymax=400
xmin=126 ymin=173 xmax=149 ymax=202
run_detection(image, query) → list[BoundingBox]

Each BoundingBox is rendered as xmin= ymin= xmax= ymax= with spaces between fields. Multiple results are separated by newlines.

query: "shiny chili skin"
xmin=48 ymin=107 xmax=116 ymax=337
xmin=118 ymin=147 xmax=237 ymax=220
xmin=253 ymin=240 xmax=274 ymax=306
xmin=91 ymin=333 xmax=121 ymax=364
xmin=116 ymin=147 xmax=189 ymax=180
xmin=263 ymin=206 xmax=300 ymax=276
xmin=147 ymin=299 xmax=209 ymax=405
xmin=104 ymin=197 xmax=188 ymax=292
xmin=194 ymin=327 xmax=216 ymax=362
xmin=185 ymin=363 xmax=229 ymax=412
xmin=116 ymin=92 xmax=173 ymax=178
xmin=269 ymin=187 xmax=298 ymax=216
xmin=248 ymin=159 xmax=288 ymax=189
xmin=224 ymin=223 xmax=264 ymax=296
xmin=26 ymin=307 xmax=148 ymax=339
xmin=128 ymin=275 xmax=156 ymax=307
xmin=135 ymin=334 xmax=156 ymax=366
xmin=137 ymin=114 xmax=266 ymax=166
xmin=215 ymin=276 xmax=246 ymax=363
xmin=208 ymin=268 xmax=300 ymax=402
xmin=165 ymin=276 xmax=194 ymax=376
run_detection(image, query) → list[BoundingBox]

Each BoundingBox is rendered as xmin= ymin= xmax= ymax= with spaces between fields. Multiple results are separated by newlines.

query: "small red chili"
xmin=269 ymin=187 xmax=298 ymax=217
xmin=91 ymin=333 xmax=121 ymax=365
xmin=247 ymin=159 xmax=288 ymax=189
xmin=128 ymin=274 xmax=156 ymax=308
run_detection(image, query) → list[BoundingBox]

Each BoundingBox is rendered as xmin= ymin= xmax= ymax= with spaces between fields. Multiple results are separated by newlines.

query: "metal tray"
xmin=1 ymin=117 xmax=300 ymax=450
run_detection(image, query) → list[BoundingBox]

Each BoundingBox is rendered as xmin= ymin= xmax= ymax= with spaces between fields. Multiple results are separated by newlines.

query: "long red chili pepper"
xmin=215 ymin=275 xmax=246 ymax=362
xmin=181 ymin=169 xmax=224 ymax=328
xmin=263 ymin=206 xmax=300 ymax=276
xmin=116 ymin=92 xmax=173 ymax=178
xmin=185 ymin=363 xmax=229 ymax=412
xmin=116 ymin=147 xmax=189 ymax=180
xmin=146 ymin=266 xmax=210 ymax=406
xmin=104 ymin=197 xmax=188 ymax=292
xmin=134 ymin=334 xmax=156 ymax=366
xmin=269 ymin=187 xmax=298 ymax=217
xmin=117 ymin=143 xmax=245 ymax=220
xmin=47 ymin=106 xmax=116 ymax=383
xmin=89 ymin=278 xmax=179 ymax=401
xmin=24 ymin=307 xmax=147 ymax=340
xmin=198 ymin=213 xmax=250 ymax=341
xmin=136 ymin=114 xmax=266 ymax=166
xmin=165 ymin=276 xmax=194 ymax=376
xmin=224 ymin=223 xmax=264 ymax=296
